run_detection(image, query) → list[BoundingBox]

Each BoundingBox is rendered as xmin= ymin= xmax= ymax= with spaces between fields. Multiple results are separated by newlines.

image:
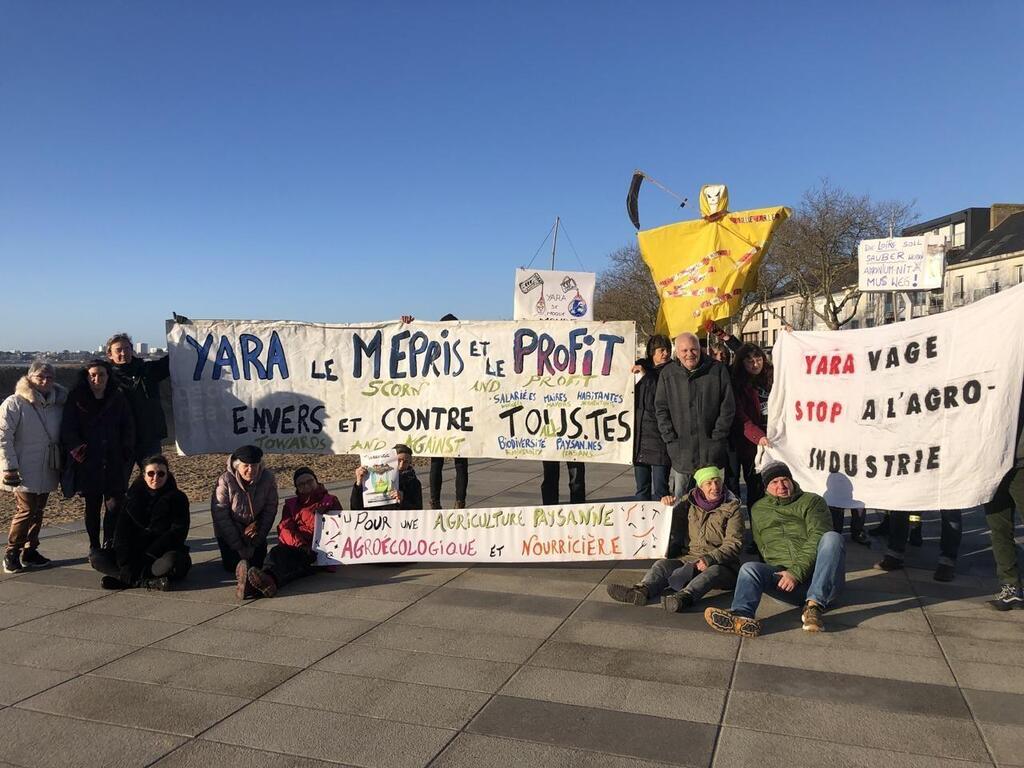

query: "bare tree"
xmin=769 ymin=179 xmax=916 ymax=330
xmin=594 ymin=244 xmax=660 ymax=341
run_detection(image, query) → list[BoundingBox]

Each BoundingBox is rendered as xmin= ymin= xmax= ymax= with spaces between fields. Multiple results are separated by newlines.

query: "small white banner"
xmin=858 ymin=235 xmax=945 ymax=292
xmin=313 ymin=501 xmax=671 ymax=564
xmin=514 ymin=268 xmax=595 ymax=321
xmin=761 ymin=285 xmax=1024 ymax=510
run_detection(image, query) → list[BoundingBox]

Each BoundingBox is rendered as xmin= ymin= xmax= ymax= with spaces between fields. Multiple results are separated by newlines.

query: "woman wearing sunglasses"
xmin=90 ymin=454 xmax=191 ymax=590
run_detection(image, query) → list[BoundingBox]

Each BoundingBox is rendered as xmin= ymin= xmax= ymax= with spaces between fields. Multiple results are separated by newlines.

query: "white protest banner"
xmin=514 ymin=268 xmax=595 ymax=321
xmin=762 ymin=285 xmax=1024 ymax=510
xmin=167 ymin=318 xmax=635 ymax=463
xmin=858 ymin=235 xmax=945 ymax=291
xmin=313 ymin=501 xmax=671 ymax=564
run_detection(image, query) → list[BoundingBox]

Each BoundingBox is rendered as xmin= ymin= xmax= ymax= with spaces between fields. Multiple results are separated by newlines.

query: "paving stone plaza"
xmin=1 ymin=459 xmax=1022 ymax=768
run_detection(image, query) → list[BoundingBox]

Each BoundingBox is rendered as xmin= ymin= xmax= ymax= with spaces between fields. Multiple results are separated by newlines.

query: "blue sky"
xmin=2 ymin=1 xmax=1022 ymax=350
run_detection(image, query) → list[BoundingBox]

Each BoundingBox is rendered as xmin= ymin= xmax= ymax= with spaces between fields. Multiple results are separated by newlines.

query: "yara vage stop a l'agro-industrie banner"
xmin=167 ymin=318 xmax=636 ymax=463
xmin=762 ymin=284 xmax=1024 ymax=511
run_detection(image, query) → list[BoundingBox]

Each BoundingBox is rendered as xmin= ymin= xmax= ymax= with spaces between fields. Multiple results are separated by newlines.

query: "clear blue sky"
xmin=2 ymin=1 xmax=1022 ymax=350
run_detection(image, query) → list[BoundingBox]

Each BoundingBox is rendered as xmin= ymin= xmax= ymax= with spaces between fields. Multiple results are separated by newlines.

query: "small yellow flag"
xmin=638 ymin=185 xmax=790 ymax=337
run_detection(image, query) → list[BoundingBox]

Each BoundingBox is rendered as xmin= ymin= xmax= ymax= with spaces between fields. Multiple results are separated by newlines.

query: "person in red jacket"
xmin=245 ymin=467 xmax=341 ymax=598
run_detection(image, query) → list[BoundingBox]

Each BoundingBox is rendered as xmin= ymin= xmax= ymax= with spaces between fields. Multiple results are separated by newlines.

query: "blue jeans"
xmin=669 ymin=469 xmax=692 ymax=499
xmin=634 ymin=464 xmax=671 ymax=501
xmin=731 ymin=531 xmax=846 ymax=617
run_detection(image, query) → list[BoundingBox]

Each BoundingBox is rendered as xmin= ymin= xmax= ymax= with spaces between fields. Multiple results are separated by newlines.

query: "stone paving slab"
xmin=0 ymin=707 xmax=185 ymax=768
xmin=0 ymin=458 xmax=1019 ymax=767
xmin=264 ymin=668 xmax=490 ymax=729
xmin=202 ymin=700 xmax=455 ymax=768
xmin=89 ymin=647 xmax=298 ymax=698
xmin=18 ymin=675 xmax=250 ymax=737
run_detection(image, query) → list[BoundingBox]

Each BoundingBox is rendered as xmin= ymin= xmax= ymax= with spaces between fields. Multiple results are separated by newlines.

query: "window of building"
xmin=780 ymin=306 xmax=786 ymax=321
xmin=773 ymin=329 xmax=778 ymax=344
xmin=761 ymin=310 xmax=768 ymax=328
xmin=866 ymin=318 xmax=875 ymax=328
xmin=1017 ymin=265 xmax=1023 ymax=285
xmin=743 ymin=332 xmax=758 ymax=343
xmin=849 ymin=320 xmax=860 ymax=330
xmin=955 ymin=276 xmax=964 ymax=297
xmin=760 ymin=332 xmax=768 ymax=347
xmin=952 ymin=222 xmax=965 ymax=248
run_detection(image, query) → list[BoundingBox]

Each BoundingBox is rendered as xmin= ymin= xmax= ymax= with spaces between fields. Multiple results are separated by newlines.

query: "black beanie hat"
xmin=293 ymin=466 xmax=317 ymax=485
xmin=233 ymin=445 xmax=263 ymax=464
xmin=760 ymin=462 xmax=793 ymax=487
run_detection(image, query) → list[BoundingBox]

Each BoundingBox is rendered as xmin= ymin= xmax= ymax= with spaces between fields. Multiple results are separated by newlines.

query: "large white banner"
xmin=763 ymin=285 xmax=1024 ymax=510
xmin=514 ymin=269 xmax=595 ymax=321
xmin=313 ymin=501 xmax=671 ymax=565
xmin=167 ymin=319 xmax=635 ymax=462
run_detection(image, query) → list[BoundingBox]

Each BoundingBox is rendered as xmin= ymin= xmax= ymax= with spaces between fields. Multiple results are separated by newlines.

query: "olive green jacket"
xmin=676 ymin=490 xmax=744 ymax=567
xmin=751 ymin=484 xmax=832 ymax=583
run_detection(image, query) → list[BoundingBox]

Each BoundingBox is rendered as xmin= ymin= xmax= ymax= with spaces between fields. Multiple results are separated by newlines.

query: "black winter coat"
xmin=654 ymin=355 xmax=735 ymax=475
xmin=114 ymin=474 xmax=190 ymax=568
xmin=110 ymin=356 xmax=170 ymax=455
xmin=60 ymin=381 xmax=135 ymax=497
xmin=633 ymin=359 xmax=671 ymax=467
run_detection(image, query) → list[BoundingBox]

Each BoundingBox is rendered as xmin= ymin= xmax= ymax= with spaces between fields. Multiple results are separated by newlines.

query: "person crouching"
xmin=91 ymin=455 xmax=191 ymax=590
xmin=607 ymin=465 xmax=743 ymax=611
xmin=245 ymin=467 xmax=342 ymax=599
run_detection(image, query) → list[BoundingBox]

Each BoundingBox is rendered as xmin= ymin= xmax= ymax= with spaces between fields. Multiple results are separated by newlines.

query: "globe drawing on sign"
xmin=568 ymin=294 xmax=588 ymax=317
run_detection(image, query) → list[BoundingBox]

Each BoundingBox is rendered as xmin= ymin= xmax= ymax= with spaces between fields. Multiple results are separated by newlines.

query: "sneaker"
xmin=247 ymin=568 xmax=278 ymax=598
xmin=606 ymin=583 xmax=649 ymax=606
xmin=704 ymin=606 xmax=761 ymax=637
xmin=933 ymin=564 xmax=956 ymax=582
xmin=662 ymin=590 xmax=695 ymax=613
xmin=234 ymin=559 xmax=249 ymax=600
xmin=20 ymin=549 xmax=51 ymax=569
xmin=3 ymin=550 xmax=25 ymax=574
xmin=801 ymin=601 xmax=825 ymax=632
xmin=143 ymin=576 xmax=171 ymax=591
xmin=873 ymin=555 xmax=904 ymax=572
xmin=100 ymin=575 xmax=128 ymax=590
xmin=988 ymin=583 xmax=1024 ymax=611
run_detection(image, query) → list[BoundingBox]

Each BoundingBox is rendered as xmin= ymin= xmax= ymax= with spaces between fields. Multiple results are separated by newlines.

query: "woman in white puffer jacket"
xmin=1 ymin=360 xmax=67 ymax=573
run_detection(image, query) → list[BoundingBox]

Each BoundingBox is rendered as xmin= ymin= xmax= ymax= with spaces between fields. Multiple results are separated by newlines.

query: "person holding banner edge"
xmin=607 ymin=465 xmax=743 ymax=611
xmin=982 ymin=381 xmax=1024 ymax=610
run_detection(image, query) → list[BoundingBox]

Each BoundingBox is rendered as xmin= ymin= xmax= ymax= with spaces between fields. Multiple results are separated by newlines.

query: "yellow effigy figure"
xmin=636 ymin=184 xmax=791 ymax=337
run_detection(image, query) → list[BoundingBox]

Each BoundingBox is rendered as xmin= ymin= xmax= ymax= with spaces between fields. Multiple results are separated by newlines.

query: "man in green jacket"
xmin=704 ymin=462 xmax=845 ymax=637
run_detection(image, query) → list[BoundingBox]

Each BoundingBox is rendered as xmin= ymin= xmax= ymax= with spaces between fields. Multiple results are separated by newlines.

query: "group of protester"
xmin=2 ymin=321 xmax=1022 ymax=620
xmin=610 ymin=322 xmax=1024 ymax=629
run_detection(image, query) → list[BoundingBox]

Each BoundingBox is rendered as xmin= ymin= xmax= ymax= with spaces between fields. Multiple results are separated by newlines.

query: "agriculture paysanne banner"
xmin=313 ymin=501 xmax=671 ymax=565
xmin=167 ymin=318 xmax=636 ymax=462
xmin=762 ymin=284 xmax=1024 ymax=511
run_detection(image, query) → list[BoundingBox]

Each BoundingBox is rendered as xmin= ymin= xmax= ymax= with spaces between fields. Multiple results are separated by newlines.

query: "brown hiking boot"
xmin=801 ymin=600 xmax=825 ymax=632
xmin=606 ymin=583 xmax=649 ymax=606
xmin=247 ymin=568 xmax=278 ymax=598
xmin=704 ymin=606 xmax=761 ymax=637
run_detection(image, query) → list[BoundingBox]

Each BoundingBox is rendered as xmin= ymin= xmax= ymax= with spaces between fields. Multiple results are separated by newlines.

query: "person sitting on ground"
xmin=704 ymin=462 xmax=845 ymax=636
xmin=607 ymin=465 xmax=743 ymax=612
xmin=211 ymin=444 xmax=278 ymax=599
xmin=351 ymin=443 xmax=423 ymax=511
xmin=245 ymin=467 xmax=342 ymax=599
xmin=92 ymin=455 xmax=191 ymax=591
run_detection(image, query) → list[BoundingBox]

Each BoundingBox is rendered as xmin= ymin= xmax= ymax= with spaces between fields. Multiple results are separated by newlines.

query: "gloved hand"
xmin=2 ymin=470 xmax=22 ymax=487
